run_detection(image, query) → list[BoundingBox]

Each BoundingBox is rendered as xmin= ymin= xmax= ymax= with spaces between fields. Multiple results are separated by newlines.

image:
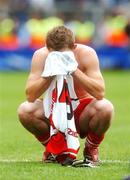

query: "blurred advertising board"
xmin=0 ymin=46 xmax=130 ymax=71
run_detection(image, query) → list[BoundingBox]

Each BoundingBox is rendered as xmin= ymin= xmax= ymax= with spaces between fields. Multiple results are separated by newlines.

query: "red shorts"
xmin=74 ymin=97 xmax=93 ymax=138
xmin=36 ymin=97 xmax=93 ymax=143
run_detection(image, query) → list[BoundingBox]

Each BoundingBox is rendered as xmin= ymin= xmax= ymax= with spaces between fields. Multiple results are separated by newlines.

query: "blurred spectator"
xmin=25 ymin=16 xmax=63 ymax=49
xmin=29 ymin=0 xmax=55 ymax=15
xmin=0 ymin=0 xmax=130 ymax=49
xmin=66 ymin=20 xmax=95 ymax=45
xmin=97 ymin=10 xmax=128 ymax=47
xmin=17 ymin=22 xmax=31 ymax=48
xmin=124 ymin=19 xmax=130 ymax=49
xmin=101 ymin=0 xmax=130 ymax=7
xmin=9 ymin=0 xmax=29 ymax=22
xmin=0 ymin=17 xmax=19 ymax=49
xmin=0 ymin=0 xmax=10 ymax=19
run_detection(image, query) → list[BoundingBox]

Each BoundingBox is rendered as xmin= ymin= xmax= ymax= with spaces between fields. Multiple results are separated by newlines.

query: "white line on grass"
xmin=0 ymin=159 xmax=129 ymax=164
xmin=0 ymin=159 xmax=39 ymax=163
xmin=101 ymin=160 xmax=130 ymax=164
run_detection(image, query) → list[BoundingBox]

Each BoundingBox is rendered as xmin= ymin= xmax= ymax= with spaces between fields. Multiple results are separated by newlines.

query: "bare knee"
xmin=17 ymin=102 xmax=34 ymax=125
xmin=18 ymin=103 xmax=25 ymax=123
xmin=102 ymin=99 xmax=114 ymax=120
xmin=96 ymin=99 xmax=114 ymax=126
xmin=86 ymin=99 xmax=114 ymax=136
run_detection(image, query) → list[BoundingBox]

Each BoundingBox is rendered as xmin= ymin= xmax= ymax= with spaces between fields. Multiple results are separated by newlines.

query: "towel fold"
xmin=42 ymin=51 xmax=78 ymax=77
xmin=41 ymin=51 xmax=80 ymax=159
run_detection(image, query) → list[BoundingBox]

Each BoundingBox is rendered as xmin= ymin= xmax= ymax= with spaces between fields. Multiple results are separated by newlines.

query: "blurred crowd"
xmin=0 ymin=0 xmax=130 ymax=49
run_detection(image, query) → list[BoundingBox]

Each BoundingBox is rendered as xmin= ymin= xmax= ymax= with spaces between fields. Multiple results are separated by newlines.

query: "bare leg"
xmin=17 ymin=99 xmax=50 ymax=143
xmin=78 ymin=98 xmax=114 ymax=162
xmin=79 ymin=98 xmax=114 ymax=137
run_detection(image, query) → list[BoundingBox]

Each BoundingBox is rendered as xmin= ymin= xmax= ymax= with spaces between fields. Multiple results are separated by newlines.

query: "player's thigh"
xmin=79 ymin=98 xmax=114 ymax=122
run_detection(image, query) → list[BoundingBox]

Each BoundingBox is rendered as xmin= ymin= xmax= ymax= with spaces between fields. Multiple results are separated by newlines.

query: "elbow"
xmin=26 ymin=95 xmax=36 ymax=102
xmin=26 ymin=89 xmax=36 ymax=102
xmin=96 ymin=87 xmax=105 ymax=100
xmin=97 ymin=91 xmax=105 ymax=100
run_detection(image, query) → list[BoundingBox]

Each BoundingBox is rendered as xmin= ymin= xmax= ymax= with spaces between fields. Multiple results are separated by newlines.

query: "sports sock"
xmin=86 ymin=131 xmax=104 ymax=147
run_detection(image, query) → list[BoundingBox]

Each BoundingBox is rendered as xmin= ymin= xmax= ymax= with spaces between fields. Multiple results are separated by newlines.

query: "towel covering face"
xmin=41 ymin=51 xmax=80 ymax=158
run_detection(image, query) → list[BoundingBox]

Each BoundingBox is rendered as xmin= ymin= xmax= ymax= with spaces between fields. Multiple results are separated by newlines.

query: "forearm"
xmin=73 ymin=69 xmax=105 ymax=100
xmin=26 ymin=77 xmax=52 ymax=102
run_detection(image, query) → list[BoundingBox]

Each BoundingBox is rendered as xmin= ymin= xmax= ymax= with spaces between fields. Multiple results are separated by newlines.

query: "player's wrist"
xmin=72 ymin=68 xmax=80 ymax=77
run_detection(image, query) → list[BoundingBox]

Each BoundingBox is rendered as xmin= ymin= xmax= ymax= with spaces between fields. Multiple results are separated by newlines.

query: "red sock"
xmin=46 ymin=132 xmax=67 ymax=155
xmin=87 ymin=132 xmax=104 ymax=147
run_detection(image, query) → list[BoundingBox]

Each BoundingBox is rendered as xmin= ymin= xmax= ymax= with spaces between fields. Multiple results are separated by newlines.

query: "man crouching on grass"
xmin=18 ymin=25 xmax=114 ymax=167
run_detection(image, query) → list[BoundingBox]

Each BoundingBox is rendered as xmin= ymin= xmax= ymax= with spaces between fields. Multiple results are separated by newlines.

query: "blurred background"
xmin=0 ymin=0 xmax=130 ymax=70
xmin=0 ymin=2 xmax=130 ymax=179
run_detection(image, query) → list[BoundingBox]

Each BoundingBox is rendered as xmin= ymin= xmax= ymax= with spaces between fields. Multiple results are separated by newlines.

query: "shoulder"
xmin=75 ymin=44 xmax=96 ymax=55
xmin=33 ymin=46 xmax=49 ymax=58
xmin=31 ymin=47 xmax=49 ymax=66
xmin=30 ymin=47 xmax=49 ymax=73
xmin=74 ymin=44 xmax=99 ymax=66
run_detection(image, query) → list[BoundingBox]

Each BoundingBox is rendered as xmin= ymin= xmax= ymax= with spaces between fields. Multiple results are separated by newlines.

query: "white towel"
xmin=41 ymin=51 xmax=80 ymax=158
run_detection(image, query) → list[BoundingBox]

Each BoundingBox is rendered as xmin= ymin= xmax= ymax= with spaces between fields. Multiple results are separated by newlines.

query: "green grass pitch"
xmin=0 ymin=70 xmax=130 ymax=180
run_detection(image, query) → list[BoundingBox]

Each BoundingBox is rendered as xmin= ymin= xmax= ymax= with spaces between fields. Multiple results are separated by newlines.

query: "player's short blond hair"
xmin=46 ymin=26 xmax=75 ymax=51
